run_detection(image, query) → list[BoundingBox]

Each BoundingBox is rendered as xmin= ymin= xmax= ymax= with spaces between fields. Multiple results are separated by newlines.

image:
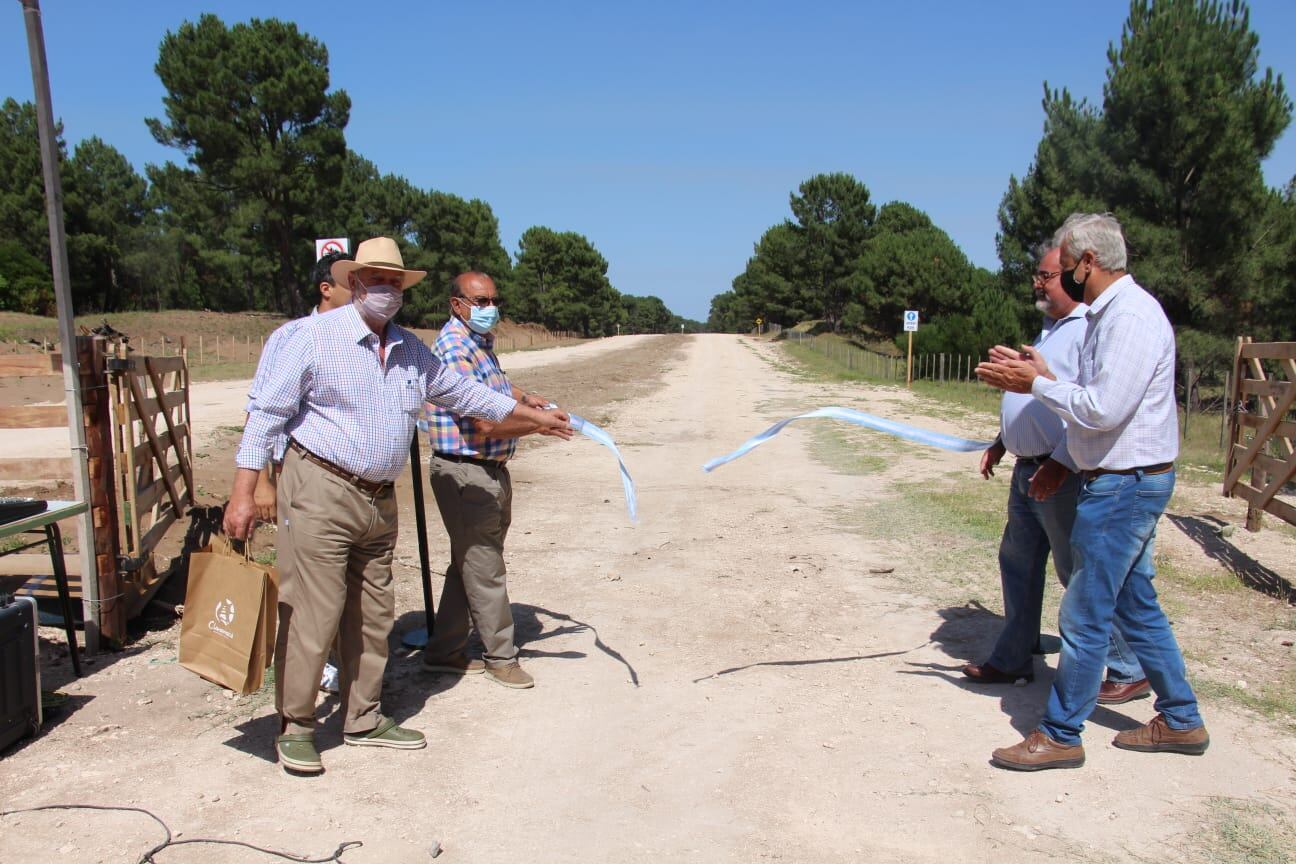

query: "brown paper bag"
xmin=179 ymin=536 xmax=279 ymax=695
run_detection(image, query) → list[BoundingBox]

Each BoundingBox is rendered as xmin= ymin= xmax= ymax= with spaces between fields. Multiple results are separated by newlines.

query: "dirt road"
xmin=2 ymin=334 xmax=1293 ymax=863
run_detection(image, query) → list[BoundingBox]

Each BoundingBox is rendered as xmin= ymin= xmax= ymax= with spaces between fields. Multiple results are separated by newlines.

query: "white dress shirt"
xmin=999 ymin=304 xmax=1088 ymax=470
xmin=237 ymin=304 xmax=516 ymax=482
xmin=1032 ymin=275 xmax=1179 ymax=471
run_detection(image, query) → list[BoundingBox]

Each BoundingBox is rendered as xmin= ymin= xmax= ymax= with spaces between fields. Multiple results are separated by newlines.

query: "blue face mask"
xmin=467 ymin=304 xmax=500 ymax=334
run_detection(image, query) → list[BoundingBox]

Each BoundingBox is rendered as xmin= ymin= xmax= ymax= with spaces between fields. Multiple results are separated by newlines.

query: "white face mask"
xmin=355 ymin=280 xmax=403 ymax=324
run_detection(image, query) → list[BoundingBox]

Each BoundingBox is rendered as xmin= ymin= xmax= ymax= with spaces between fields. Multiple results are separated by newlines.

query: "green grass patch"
xmin=189 ymin=360 xmax=260 ymax=382
xmin=1190 ymin=798 xmax=1296 ymax=864
xmin=1191 ymin=674 xmax=1296 ymax=732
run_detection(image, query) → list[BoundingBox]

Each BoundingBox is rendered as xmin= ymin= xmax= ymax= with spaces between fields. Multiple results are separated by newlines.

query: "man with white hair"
xmin=963 ymin=245 xmax=1143 ymax=693
xmin=976 ymin=213 xmax=1208 ymax=771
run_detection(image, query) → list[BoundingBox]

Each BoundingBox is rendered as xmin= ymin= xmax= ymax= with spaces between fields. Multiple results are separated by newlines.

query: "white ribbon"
xmin=703 ymin=406 xmax=991 ymax=472
xmin=570 ymin=414 xmax=638 ymax=523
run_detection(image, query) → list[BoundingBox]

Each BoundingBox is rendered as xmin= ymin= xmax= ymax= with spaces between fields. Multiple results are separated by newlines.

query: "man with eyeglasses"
xmin=421 ymin=271 xmax=564 ymax=689
xmin=225 ymin=241 xmax=572 ymax=774
xmin=964 ymin=246 xmax=1144 ymax=695
xmin=978 ymin=213 xmax=1207 ymax=770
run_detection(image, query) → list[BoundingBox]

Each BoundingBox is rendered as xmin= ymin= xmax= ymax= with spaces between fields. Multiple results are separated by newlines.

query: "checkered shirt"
xmin=1032 ymin=275 xmax=1179 ymax=471
xmin=237 ymin=304 xmax=516 ymax=482
xmin=245 ymin=309 xmax=316 ymax=463
xmin=427 ymin=316 xmax=516 ymax=462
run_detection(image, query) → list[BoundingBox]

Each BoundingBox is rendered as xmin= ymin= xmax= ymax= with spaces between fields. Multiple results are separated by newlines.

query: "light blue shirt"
xmin=999 ymin=303 xmax=1088 ymax=471
xmin=1033 ymin=275 xmax=1179 ymax=471
xmin=246 ymin=308 xmax=317 ymax=462
xmin=237 ymin=303 xmax=517 ymax=483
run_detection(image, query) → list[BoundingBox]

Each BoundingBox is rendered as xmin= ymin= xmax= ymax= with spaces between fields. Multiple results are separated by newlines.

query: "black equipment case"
xmin=0 ymin=594 xmax=41 ymax=753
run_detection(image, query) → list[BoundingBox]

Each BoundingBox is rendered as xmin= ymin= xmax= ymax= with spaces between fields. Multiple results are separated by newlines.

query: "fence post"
xmin=1219 ymin=371 xmax=1229 ymax=450
xmin=81 ymin=336 xmax=125 ymax=645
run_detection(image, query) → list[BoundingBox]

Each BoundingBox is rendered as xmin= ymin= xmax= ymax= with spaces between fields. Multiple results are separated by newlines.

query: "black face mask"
xmin=1060 ymin=259 xmax=1088 ymax=302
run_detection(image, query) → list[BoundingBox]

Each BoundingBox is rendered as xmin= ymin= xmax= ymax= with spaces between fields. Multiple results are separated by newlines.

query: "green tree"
xmin=730 ymin=223 xmax=807 ymax=328
xmin=996 ymin=86 xmax=1107 ymax=295
xmin=0 ymin=98 xmax=55 ymax=309
xmin=147 ymin=14 xmax=350 ymax=315
xmin=789 ymin=172 xmax=876 ymax=328
xmin=402 ymin=191 xmax=513 ymax=328
xmin=512 ymin=227 xmax=623 ymax=336
xmin=998 ymin=0 xmax=1292 ymax=363
xmin=621 ymin=294 xmax=672 ymax=333
xmin=64 ymin=137 xmax=149 ymax=312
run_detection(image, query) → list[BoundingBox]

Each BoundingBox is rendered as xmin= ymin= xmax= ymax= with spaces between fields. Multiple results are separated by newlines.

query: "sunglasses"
xmin=454 ymin=295 xmax=504 ymax=309
xmin=1032 ymin=270 xmax=1060 ymax=284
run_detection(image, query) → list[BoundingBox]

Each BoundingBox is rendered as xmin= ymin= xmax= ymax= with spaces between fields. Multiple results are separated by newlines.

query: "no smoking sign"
xmin=314 ymin=237 xmax=350 ymax=260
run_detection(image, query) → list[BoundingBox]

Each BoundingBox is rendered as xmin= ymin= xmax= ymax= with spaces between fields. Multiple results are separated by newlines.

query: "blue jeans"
xmin=1040 ymin=469 xmax=1203 ymax=745
xmin=987 ymin=460 xmax=1144 ymax=681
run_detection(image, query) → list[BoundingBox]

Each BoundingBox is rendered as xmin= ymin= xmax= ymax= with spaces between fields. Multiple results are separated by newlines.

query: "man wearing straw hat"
xmin=224 ymin=237 xmax=572 ymax=775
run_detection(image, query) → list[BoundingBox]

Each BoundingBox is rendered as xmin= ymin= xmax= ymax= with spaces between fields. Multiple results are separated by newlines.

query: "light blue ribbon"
xmin=570 ymin=414 xmax=638 ymax=523
xmin=703 ymin=406 xmax=991 ymax=472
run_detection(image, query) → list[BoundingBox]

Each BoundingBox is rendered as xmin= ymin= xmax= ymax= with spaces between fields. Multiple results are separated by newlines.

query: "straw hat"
xmin=331 ymin=237 xmax=427 ymax=290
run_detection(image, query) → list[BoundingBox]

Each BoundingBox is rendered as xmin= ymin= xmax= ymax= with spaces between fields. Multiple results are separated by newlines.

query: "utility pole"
xmin=22 ymin=0 xmax=100 ymax=650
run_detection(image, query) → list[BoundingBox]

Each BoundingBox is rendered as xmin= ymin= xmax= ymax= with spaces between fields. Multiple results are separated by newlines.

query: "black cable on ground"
xmin=0 ymin=803 xmax=362 ymax=863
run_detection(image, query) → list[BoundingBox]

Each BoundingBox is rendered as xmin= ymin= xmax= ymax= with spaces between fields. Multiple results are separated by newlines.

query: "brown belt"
xmin=288 ymin=439 xmax=393 ymax=496
xmin=1084 ymin=462 xmax=1174 ymax=480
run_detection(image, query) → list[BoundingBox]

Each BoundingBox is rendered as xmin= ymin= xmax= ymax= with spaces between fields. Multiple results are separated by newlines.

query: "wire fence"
xmin=781 ymin=330 xmax=1242 ymax=453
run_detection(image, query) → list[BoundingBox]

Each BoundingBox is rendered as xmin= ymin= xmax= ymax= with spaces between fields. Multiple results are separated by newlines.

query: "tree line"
xmin=0 ymin=14 xmax=700 ymax=336
xmin=711 ymin=0 xmax=1295 ymax=375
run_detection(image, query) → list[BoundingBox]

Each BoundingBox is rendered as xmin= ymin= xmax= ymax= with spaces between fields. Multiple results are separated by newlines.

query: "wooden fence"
xmin=0 ymin=336 xmax=194 ymax=643
xmin=107 ymin=343 xmax=195 ymax=610
xmin=1223 ymin=338 xmax=1296 ymax=531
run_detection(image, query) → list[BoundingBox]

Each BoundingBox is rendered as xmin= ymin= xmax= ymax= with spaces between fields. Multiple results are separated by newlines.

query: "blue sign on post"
xmin=903 ymin=310 xmax=919 ymax=332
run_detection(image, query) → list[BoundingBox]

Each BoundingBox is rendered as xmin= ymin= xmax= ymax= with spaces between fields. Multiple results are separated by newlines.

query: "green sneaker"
xmin=343 ymin=715 xmax=426 ymax=750
xmin=277 ymin=733 xmax=323 ymax=774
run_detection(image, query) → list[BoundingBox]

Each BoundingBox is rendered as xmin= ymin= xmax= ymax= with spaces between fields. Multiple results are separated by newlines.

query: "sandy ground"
xmin=1 ymin=334 xmax=1294 ymax=863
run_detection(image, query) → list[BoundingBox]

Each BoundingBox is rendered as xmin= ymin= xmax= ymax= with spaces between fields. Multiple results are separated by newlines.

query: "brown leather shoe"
xmin=1112 ymin=714 xmax=1209 ymax=755
xmin=486 ymin=661 xmax=534 ymax=689
xmin=962 ymin=662 xmax=1033 ymax=684
xmin=991 ymin=730 xmax=1085 ymax=771
xmin=1097 ymin=678 xmax=1151 ymax=704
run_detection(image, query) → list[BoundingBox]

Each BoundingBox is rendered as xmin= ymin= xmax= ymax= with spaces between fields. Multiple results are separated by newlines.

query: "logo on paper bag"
xmin=209 ymin=598 xmax=236 ymax=639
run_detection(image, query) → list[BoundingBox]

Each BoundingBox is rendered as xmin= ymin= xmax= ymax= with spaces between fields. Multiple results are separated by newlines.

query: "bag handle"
xmin=212 ymin=532 xmax=255 ymax=562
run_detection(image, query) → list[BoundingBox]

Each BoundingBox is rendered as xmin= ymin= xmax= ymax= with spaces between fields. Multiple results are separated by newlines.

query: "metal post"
xmin=23 ymin=0 xmax=99 ymax=651
xmin=906 ymin=332 xmax=913 ymax=388
xmin=401 ymin=436 xmax=436 ymax=649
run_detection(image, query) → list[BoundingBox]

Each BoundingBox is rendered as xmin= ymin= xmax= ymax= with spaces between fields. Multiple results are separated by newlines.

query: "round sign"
xmin=903 ymin=310 xmax=919 ymax=323
xmin=320 ymin=239 xmax=345 ymax=255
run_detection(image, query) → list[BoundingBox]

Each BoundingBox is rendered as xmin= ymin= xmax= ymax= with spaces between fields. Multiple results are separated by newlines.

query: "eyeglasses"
xmin=454 ymin=295 xmax=504 ymax=309
xmin=1032 ymin=270 xmax=1060 ymax=284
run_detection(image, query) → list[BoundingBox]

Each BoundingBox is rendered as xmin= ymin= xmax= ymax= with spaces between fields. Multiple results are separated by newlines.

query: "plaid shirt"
xmin=427 ymin=316 xmax=516 ymax=462
xmin=237 ymin=304 xmax=516 ymax=482
xmin=246 ymin=308 xmax=316 ymax=462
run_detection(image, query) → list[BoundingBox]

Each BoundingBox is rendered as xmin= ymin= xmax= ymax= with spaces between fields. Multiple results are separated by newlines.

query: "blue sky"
xmin=5 ymin=2 xmax=1295 ymax=322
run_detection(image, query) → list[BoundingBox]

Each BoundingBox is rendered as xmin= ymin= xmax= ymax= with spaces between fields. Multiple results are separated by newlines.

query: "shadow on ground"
xmin=1167 ymin=513 xmax=1293 ymax=604
xmin=908 ymin=602 xmax=1143 ymax=737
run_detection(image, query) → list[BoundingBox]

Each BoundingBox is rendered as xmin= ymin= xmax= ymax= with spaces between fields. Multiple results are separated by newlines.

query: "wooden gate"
xmin=1 ymin=337 xmax=195 ymax=644
xmin=107 ymin=344 xmax=195 ymax=604
xmin=1224 ymin=338 xmax=1296 ymax=530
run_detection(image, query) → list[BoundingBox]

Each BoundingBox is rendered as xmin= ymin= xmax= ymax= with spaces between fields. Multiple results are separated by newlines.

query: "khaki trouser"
xmin=425 ymin=456 xmax=516 ymax=666
xmin=275 ymin=448 xmax=397 ymax=736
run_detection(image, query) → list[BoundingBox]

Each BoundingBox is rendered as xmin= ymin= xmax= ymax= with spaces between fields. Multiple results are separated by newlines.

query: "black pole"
xmin=408 ymin=436 xmax=435 ymax=642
